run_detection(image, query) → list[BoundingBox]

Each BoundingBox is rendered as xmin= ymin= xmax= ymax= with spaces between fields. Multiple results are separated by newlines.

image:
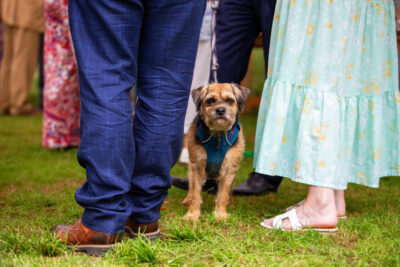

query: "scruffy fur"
xmin=182 ymin=83 xmax=250 ymax=221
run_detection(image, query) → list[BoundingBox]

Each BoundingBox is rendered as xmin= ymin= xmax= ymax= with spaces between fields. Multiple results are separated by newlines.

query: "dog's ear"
xmin=192 ymin=85 xmax=207 ymax=111
xmin=231 ymin=83 xmax=250 ymax=113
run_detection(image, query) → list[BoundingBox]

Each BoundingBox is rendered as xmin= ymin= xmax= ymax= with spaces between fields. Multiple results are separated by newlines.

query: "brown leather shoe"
xmin=124 ymin=218 xmax=160 ymax=242
xmin=54 ymin=219 xmax=122 ymax=256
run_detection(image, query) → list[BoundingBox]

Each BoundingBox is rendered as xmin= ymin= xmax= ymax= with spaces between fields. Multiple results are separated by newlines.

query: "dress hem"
xmin=254 ymin=167 xmax=399 ymax=190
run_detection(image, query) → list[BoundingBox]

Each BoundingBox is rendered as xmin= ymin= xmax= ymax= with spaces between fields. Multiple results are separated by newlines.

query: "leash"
xmin=210 ymin=0 xmax=219 ymax=83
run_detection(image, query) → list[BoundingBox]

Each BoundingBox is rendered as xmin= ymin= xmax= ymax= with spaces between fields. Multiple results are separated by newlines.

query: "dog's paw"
xmin=214 ymin=211 xmax=229 ymax=221
xmin=183 ymin=211 xmax=201 ymax=221
xmin=181 ymin=196 xmax=192 ymax=205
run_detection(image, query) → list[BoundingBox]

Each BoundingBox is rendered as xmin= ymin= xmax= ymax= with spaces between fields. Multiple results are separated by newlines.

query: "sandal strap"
xmin=285 ymin=199 xmax=305 ymax=212
xmin=272 ymin=208 xmax=303 ymax=230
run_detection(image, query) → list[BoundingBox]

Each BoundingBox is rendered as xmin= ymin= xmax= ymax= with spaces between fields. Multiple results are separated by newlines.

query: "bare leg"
xmin=265 ymin=186 xmax=338 ymax=230
xmin=334 ymin=189 xmax=346 ymax=217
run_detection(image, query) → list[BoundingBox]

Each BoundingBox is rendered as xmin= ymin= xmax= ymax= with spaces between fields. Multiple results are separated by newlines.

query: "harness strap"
xmin=196 ymin=117 xmax=241 ymax=176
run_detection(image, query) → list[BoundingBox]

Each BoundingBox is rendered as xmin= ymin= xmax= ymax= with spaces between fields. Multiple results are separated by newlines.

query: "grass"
xmin=0 ymin=50 xmax=400 ymax=266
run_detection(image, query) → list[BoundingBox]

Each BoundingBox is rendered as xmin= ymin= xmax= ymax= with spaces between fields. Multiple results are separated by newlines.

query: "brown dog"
xmin=182 ymin=83 xmax=250 ymax=221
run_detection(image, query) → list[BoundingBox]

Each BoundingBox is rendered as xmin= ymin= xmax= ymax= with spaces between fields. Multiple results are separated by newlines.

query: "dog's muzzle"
xmin=215 ymin=107 xmax=226 ymax=116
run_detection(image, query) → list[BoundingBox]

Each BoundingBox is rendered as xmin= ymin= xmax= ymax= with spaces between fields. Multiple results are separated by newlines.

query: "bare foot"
xmin=265 ymin=186 xmax=338 ymax=230
xmin=264 ymin=205 xmax=338 ymax=230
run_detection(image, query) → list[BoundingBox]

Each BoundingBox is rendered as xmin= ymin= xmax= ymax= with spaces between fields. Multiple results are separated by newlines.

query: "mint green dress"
xmin=254 ymin=0 xmax=400 ymax=189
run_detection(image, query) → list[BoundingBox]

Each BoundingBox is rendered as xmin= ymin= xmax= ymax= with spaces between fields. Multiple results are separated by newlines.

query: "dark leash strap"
xmin=210 ymin=0 xmax=219 ymax=83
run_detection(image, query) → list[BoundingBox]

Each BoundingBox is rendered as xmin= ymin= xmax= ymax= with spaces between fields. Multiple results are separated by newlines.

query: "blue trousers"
xmin=216 ymin=0 xmax=277 ymax=83
xmin=69 ymin=0 xmax=206 ymax=234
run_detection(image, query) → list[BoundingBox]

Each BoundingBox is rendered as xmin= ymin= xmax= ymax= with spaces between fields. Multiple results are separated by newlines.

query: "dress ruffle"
xmin=254 ymin=78 xmax=400 ymax=189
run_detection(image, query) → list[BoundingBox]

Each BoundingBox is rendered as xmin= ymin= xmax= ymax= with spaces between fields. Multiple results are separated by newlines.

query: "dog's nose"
xmin=216 ymin=107 xmax=226 ymax=115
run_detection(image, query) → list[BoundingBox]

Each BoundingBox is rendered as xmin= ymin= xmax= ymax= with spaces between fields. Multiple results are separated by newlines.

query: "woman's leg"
xmin=334 ymin=189 xmax=346 ymax=217
xmin=265 ymin=185 xmax=338 ymax=230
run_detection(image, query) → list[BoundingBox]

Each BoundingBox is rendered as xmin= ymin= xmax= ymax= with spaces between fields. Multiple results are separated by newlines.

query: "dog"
xmin=182 ymin=83 xmax=250 ymax=221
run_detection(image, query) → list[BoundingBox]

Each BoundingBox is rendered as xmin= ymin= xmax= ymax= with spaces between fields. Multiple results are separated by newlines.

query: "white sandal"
xmin=260 ymin=208 xmax=338 ymax=233
xmin=285 ymin=199 xmax=305 ymax=212
xmin=285 ymin=200 xmax=346 ymax=219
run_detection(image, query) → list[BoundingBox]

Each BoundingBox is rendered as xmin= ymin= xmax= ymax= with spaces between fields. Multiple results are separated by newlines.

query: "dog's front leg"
xmin=182 ymin=164 xmax=195 ymax=205
xmin=214 ymin=171 xmax=236 ymax=221
xmin=183 ymin=165 xmax=206 ymax=221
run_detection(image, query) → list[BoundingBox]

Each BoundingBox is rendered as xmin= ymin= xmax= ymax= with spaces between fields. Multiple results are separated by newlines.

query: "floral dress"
xmin=42 ymin=0 xmax=80 ymax=149
xmin=254 ymin=0 xmax=399 ymax=189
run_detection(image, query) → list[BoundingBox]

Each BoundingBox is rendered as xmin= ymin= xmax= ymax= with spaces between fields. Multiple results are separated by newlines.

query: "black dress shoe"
xmin=171 ymin=176 xmax=218 ymax=194
xmin=233 ymin=172 xmax=283 ymax=196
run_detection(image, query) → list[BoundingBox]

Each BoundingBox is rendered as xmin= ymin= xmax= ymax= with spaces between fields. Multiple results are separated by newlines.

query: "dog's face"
xmin=192 ymin=83 xmax=250 ymax=132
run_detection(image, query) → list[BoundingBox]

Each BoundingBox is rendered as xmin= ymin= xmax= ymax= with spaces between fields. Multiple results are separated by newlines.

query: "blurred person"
xmin=258 ymin=0 xmax=399 ymax=231
xmin=0 ymin=0 xmax=44 ymax=115
xmin=42 ymin=0 xmax=80 ymax=149
xmin=179 ymin=2 xmax=212 ymax=164
xmin=0 ymin=24 xmax=3 ymax=64
xmin=53 ymin=0 xmax=206 ymax=255
xmin=38 ymin=34 xmax=44 ymax=110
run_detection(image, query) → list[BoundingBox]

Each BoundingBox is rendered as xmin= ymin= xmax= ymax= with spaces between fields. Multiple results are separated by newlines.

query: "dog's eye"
xmin=226 ymin=98 xmax=235 ymax=104
xmin=206 ymin=98 xmax=216 ymax=105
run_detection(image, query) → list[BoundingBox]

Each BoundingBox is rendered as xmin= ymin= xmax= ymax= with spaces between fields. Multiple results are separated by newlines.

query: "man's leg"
xmin=127 ymin=0 xmax=206 ymax=224
xmin=0 ymin=23 xmax=3 ymax=62
xmin=217 ymin=0 xmax=282 ymax=195
xmin=9 ymin=27 xmax=40 ymax=115
xmin=0 ymin=24 xmax=13 ymax=114
xmin=68 ymin=0 xmax=143 ymax=234
xmin=216 ymin=0 xmax=261 ymax=83
xmin=258 ymin=0 xmax=278 ymax=76
xmin=38 ymin=34 xmax=44 ymax=110
xmin=54 ymin=0 xmax=147 ymax=255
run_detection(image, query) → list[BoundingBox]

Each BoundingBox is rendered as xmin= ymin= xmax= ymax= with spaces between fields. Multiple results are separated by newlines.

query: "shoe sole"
xmin=125 ymin=228 xmax=161 ymax=242
xmin=260 ymin=221 xmax=338 ymax=233
xmin=233 ymin=190 xmax=278 ymax=196
xmin=67 ymin=244 xmax=115 ymax=257
xmin=67 ymin=230 xmax=161 ymax=256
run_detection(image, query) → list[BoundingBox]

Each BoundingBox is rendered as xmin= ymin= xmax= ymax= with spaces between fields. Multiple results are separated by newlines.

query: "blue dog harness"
xmin=196 ymin=117 xmax=241 ymax=177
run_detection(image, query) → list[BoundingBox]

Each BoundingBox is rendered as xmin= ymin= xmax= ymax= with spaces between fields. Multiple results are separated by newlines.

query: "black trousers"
xmin=216 ymin=0 xmax=282 ymax=187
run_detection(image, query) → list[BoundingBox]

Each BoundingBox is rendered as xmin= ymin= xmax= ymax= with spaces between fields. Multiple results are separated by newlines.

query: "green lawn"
xmin=0 ymin=49 xmax=400 ymax=266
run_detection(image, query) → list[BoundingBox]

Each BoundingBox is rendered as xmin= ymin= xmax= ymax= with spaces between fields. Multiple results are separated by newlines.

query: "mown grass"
xmin=0 ymin=49 xmax=399 ymax=266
